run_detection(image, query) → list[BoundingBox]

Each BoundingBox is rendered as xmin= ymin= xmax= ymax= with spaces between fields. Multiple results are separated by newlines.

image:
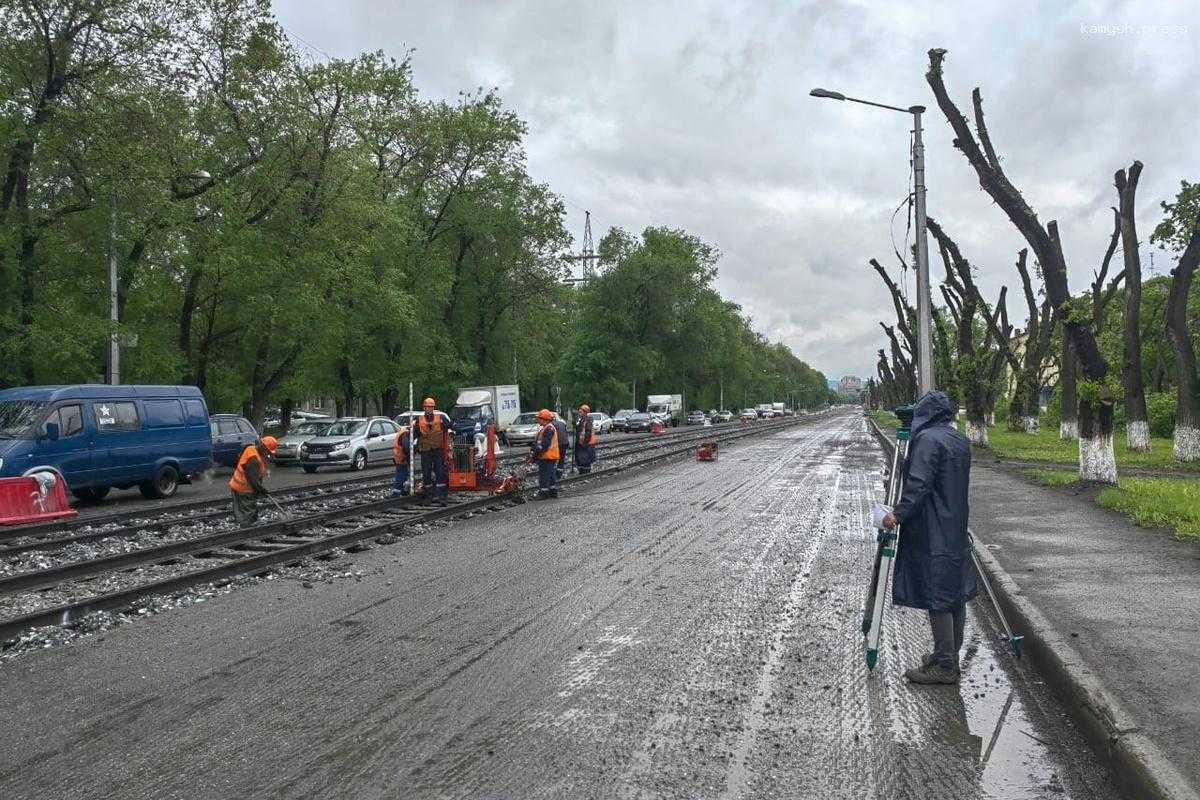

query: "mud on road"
xmin=0 ymin=411 xmax=1121 ymax=799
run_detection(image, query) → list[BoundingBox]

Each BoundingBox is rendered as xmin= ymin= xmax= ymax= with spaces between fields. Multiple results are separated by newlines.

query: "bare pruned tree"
xmin=1165 ymin=218 xmax=1200 ymax=460
xmin=1115 ymin=161 xmax=1150 ymax=450
xmin=926 ymin=48 xmax=1118 ymax=482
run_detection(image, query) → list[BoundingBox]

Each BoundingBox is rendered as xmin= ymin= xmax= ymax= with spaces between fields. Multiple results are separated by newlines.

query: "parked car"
xmin=503 ymin=411 xmax=564 ymax=446
xmin=686 ymin=410 xmax=708 ymax=425
xmin=588 ymin=411 xmax=613 ymax=434
xmin=624 ymin=412 xmax=654 ymax=433
xmin=713 ymin=410 xmax=734 ymax=423
xmin=612 ymin=409 xmax=638 ymax=432
xmin=263 ymin=411 xmax=331 ymax=431
xmin=299 ymin=416 xmax=400 ymax=473
xmin=739 ymin=409 xmax=758 ymax=422
xmin=393 ymin=411 xmax=420 ymax=430
xmin=210 ymin=413 xmax=259 ymax=468
xmin=0 ymin=384 xmax=212 ymax=502
xmin=273 ymin=420 xmax=334 ymax=465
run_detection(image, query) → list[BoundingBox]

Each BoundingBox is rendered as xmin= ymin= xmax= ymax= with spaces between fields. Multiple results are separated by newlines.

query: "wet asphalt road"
xmin=0 ymin=411 xmax=1121 ymax=799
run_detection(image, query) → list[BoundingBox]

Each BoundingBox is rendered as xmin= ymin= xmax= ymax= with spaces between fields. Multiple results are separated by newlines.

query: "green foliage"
xmin=1147 ymin=392 xmax=1177 ymax=438
xmin=1150 ymin=180 xmax=1200 ymax=254
xmin=0 ymin=1 xmax=824 ymax=420
xmin=1097 ymin=477 xmax=1200 ymax=540
xmin=1023 ymin=468 xmax=1079 ymax=487
xmin=981 ymin=425 xmax=1196 ymax=471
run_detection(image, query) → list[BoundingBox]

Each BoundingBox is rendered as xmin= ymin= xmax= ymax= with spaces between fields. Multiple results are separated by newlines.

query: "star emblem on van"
xmin=98 ymin=404 xmax=111 ymax=417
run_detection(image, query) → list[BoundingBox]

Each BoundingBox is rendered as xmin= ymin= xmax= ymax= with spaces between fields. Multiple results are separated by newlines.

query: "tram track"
xmin=0 ymin=413 xmax=827 ymax=643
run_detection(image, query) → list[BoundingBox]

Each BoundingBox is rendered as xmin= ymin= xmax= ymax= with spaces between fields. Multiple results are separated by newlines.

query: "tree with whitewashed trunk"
xmin=1151 ymin=182 xmax=1200 ymax=462
xmin=926 ymin=48 xmax=1118 ymax=483
xmin=1115 ymin=162 xmax=1151 ymax=451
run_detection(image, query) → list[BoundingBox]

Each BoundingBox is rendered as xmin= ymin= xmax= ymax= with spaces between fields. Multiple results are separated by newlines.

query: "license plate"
xmin=309 ymin=453 xmax=326 ymax=460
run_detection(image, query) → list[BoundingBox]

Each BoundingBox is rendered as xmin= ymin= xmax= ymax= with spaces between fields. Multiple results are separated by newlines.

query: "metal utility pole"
xmin=810 ymin=87 xmax=934 ymax=396
xmin=563 ymin=210 xmax=601 ymax=285
xmin=107 ymin=189 xmax=120 ymax=385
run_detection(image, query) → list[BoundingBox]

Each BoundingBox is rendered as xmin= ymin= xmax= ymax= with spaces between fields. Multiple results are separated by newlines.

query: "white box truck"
xmin=772 ymin=402 xmax=786 ymax=417
xmin=646 ymin=394 xmax=684 ymax=426
xmin=450 ymin=385 xmax=521 ymax=441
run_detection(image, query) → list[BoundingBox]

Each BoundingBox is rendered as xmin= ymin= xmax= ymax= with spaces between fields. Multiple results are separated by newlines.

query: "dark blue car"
xmin=0 ymin=385 xmax=213 ymax=501
xmin=209 ymin=413 xmax=259 ymax=468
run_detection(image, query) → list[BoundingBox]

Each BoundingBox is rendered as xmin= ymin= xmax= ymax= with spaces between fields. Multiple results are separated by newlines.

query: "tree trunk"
xmin=1060 ymin=336 xmax=1079 ymax=440
xmin=279 ymin=398 xmax=294 ymax=435
xmin=1116 ymin=163 xmax=1150 ymax=450
xmin=1166 ymin=221 xmax=1200 ymax=461
xmin=1079 ymin=394 xmax=1117 ymax=483
xmin=178 ymin=266 xmax=204 ymax=384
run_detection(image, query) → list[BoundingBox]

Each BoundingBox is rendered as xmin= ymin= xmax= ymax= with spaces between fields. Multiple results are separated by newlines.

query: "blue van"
xmin=0 ymin=385 xmax=213 ymax=501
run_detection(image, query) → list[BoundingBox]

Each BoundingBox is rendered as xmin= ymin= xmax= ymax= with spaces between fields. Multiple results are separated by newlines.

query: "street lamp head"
xmin=908 ymin=105 xmax=926 ymax=114
xmin=809 ymin=88 xmax=845 ymax=101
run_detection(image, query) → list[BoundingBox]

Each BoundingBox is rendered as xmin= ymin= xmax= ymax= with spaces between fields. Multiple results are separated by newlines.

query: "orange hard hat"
xmin=579 ymin=404 xmax=591 ymax=414
xmin=537 ymin=408 xmax=554 ymax=421
xmin=422 ymin=397 xmax=435 ymax=408
xmin=260 ymin=435 xmax=278 ymax=454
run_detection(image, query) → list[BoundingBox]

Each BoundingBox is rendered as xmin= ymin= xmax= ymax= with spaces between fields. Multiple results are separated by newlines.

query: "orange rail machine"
xmin=696 ymin=441 xmax=719 ymax=462
xmin=447 ymin=425 xmax=522 ymax=494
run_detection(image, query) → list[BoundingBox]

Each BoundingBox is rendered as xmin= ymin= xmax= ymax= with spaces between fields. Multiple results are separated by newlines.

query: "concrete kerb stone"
xmin=863 ymin=413 xmax=1200 ymax=800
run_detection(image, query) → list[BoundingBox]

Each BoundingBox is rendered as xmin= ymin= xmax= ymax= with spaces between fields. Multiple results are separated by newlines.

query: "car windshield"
xmin=589 ymin=413 xmax=603 ymax=420
xmin=615 ymin=410 xmax=635 ymax=417
xmin=290 ymin=422 xmax=331 ymax=436
xmin=630 ymin=413 xmax=650 ymax=421
xmin=326 ymin=420 xmax=366 ymax=436
xmin=0 ymin=400 xmax=47 ymax=437
xmin=451 ymin=406 xmax=486 ymax=421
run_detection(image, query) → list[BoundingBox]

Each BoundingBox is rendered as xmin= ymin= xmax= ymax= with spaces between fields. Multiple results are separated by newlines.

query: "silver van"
xmin=299 ymin=416 xmax=399 ymax=473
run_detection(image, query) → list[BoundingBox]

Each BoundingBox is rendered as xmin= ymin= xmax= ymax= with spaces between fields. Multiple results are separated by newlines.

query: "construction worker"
xmin=552 ymin=411 xmax=570 ymax=482
xmin=391 ymin=424 xmax=412 ymax=497
xmin=574 ymin=404 xmax=598 ymax=474
xmin=530 ymin=408 xmax=560 ymax=500
xmin=229 ymin=435 xmax=277 ymax=527
xmin=412 ymin=397 xmax=451 ymax=505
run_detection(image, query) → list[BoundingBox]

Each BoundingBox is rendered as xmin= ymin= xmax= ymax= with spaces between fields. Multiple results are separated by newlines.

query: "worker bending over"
xmin=574 ymin=404 xmax=598 ymax=474
xmin=530 ymin=408 xmax=560 ymax=500
xmin=229 ymin=435 xmax=277 ymax=527
xmin=392 ymin=424 xmax=412 ymax=497
xmin=413 ymin=397 xmax=452 ymax=505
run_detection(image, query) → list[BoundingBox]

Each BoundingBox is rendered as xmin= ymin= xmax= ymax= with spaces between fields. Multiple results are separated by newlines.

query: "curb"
xmin=864 ymin=413 xmax=1200 ymax=800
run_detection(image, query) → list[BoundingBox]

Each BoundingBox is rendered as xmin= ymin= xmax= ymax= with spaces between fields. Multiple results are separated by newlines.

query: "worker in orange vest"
xmin=229 ymin=435 xmax=277 ymax=527
xmin=574 ymin=403 xmax=598 ymax=474
xmin=391 ymin=425 xmax=412 ymax=497
xmin=530 ymin=408 xmax=560 ymax=500
xmin=412 ymin=397 xmax=452 ymax=504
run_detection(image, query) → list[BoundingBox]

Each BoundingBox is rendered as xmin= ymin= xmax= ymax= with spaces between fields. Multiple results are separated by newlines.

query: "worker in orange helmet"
xmin=229 ymin=435 xmax=277 ymax=527
xmin=574 ymin=403 xmax=598 ymax=474
xmin=412 ymin=396 xmax=452 ymax=505
xmin=391 ymin=424 xmax=412 ymax=497
xmin=529 ymin=408 xmax=561 ymax=500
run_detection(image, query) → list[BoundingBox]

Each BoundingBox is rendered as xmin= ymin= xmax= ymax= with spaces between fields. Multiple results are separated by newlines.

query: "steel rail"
xmin=0 ymin=414 xmax=825 ymax=641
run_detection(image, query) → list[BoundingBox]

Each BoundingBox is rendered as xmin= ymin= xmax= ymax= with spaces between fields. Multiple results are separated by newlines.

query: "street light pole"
xmin=809 ymin=87 xmax=934 ymax=396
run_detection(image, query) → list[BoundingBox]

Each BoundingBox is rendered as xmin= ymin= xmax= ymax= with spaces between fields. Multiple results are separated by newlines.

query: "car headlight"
xmin=331 ymin=440 xmax=350 ymax=451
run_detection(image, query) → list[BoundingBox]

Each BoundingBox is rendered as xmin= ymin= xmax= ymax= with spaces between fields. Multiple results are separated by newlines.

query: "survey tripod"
xmin=862 ymin=406 xmax=1023 ymax=671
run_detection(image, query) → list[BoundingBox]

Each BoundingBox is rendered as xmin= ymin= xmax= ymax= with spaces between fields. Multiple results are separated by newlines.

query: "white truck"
xmin=756 ymin=403 xmax=773 ymax=418
xmin=450 ymin=385 xmax=521 ymax=441
xmin=772 ymin=402 xmax=786 ymax=417
xmin=646 ymin=394 xmax=684 ymax=426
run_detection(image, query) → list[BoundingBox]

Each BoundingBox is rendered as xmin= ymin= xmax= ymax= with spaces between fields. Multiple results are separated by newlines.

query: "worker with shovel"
xmin=882 ymin=390 xmax=975 ymax=685
xmin=413 ymin=397 xmax=452 ymax=505
xmin=229 ymin=435 xmax=278 ymax=528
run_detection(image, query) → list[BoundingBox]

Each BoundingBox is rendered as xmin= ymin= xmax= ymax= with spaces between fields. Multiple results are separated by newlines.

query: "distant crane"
xmin=563 ymin=210 xmax=600 ymax=285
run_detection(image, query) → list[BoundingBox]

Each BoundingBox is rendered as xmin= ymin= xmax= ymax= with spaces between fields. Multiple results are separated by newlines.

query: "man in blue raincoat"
xmin=882 ymin=390 xmax=976 ymax=684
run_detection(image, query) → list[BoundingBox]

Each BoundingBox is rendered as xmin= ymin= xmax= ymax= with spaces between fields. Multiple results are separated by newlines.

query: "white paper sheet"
xmin=872 ymin=503 xmax=893 ymax=529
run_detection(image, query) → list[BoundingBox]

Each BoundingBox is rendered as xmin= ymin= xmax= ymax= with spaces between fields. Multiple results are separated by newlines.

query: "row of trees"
xmin=0 ymin=0 xmax=829 ymax=425
xmin=868 ymin=49 xmax=1200 ymax=480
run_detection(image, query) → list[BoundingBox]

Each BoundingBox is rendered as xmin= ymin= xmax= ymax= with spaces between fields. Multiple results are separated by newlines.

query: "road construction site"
xmin=0 ymin=409 xmax=1124 ymax=799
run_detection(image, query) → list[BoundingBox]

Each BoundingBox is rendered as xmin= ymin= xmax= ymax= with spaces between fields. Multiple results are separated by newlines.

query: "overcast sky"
xmin=274 ymin=0 xmax=1198 ymax=382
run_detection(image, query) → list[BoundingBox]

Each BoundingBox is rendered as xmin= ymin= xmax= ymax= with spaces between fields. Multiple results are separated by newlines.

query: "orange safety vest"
xmin=229 ymin=445 xmax=267 ymax=494
xmin=393 ymin=427 xmax=410 ymax=464
xmin=577 ymin=418 xmax=599 ymax=447
xmin=537 ymin=423 xmax=560 ymax=461
xmin=417 ymin=413 xmax=446 ymax=452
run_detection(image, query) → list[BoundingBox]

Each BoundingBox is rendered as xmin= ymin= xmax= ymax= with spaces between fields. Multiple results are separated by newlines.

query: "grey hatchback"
xmin=299 ymin=416 xmax=399 ymax=473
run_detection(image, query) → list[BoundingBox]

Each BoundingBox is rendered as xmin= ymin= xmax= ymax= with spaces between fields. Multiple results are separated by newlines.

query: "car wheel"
xmin=71 ymin=485 xmax=111 ymax=502
xmin=303 ymin=465 xmax=319 ymax=474
xmin=351 ymin=450 xmax=367 ymax=471
xmin=140 ymin=464 xmax=180 ymax=499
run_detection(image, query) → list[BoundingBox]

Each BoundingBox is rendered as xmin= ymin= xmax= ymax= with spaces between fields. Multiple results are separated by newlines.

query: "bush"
xmin=1147 ymin=392 xmax=1177 ymax=438
xmin=1042 ymin=388 xmax=1062 ymax=429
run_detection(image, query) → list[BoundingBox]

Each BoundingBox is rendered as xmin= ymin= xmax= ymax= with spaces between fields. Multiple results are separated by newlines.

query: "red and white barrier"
xmin=0 ymin=474 xmax=78 ymax=526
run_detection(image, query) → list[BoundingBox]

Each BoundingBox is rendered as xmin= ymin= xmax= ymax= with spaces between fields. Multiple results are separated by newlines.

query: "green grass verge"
xmin=869 ymin=410 xmax=900 ymax=430
xmin=1097 ymin=478 xmax=1200 ymax=540
xmin=1024 ymin=468 xmax=1200 ymax=541
xmin=983 ymin=426 xmax=1196 ymax=472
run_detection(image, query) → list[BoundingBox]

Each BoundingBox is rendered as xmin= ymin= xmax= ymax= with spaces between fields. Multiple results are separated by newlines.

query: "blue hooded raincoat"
xmin=892 ymin=391 xmax=977 ymax=611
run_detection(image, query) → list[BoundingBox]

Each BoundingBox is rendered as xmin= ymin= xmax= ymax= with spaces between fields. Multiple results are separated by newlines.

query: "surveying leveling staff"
xmin=574 ymin=404 xmax=598 ymax=474
xmin=391 ymin=425 xmax=412 ymax=497
xmin=229 ymin=436 xmax=278 ymax=527
xmin=530 ymin=408 xmax=560 ymax=499
xmin=413 ymin=397 xmax=451 ymax=504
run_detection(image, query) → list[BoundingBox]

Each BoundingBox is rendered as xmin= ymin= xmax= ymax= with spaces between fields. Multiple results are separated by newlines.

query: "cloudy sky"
xmin=274 ymin=0 xmax=1198 ymax=381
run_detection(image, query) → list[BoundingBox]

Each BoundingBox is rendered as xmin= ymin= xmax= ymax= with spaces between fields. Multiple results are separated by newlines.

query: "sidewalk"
xmin=969 ymin=462 xmax=1200 ymax=794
